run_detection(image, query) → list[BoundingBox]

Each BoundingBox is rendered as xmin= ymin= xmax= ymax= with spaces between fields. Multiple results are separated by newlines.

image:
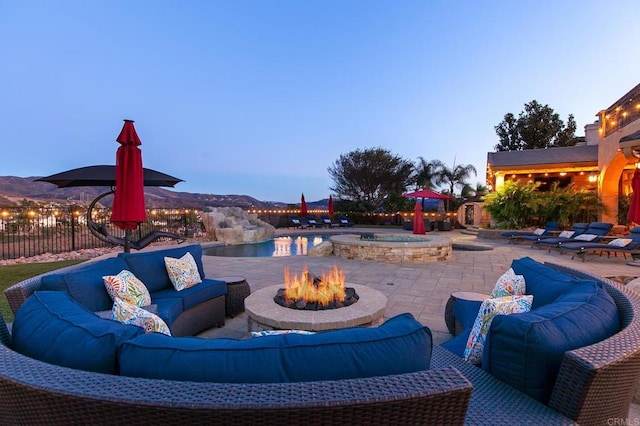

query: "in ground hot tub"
xmin=330 ymin=233 xmax=452 ymax=264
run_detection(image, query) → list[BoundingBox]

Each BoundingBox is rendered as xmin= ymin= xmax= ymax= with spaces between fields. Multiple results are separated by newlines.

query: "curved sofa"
xmin=442 ymin=257 xmax=640 ymax=425
xmin=1 ymin=245 xmax=473 ymax=425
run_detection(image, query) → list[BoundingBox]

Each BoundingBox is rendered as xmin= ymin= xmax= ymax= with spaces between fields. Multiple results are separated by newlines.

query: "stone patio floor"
xmin=196 ymin=226 xmax=640 ymax=420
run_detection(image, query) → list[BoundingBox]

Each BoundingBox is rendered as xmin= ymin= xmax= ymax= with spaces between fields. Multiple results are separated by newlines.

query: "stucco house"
xmin=486 ymin=83 xmax=640 ymax=225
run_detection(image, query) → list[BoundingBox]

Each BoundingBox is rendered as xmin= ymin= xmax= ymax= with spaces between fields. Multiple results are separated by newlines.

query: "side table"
xmin=212 ymin=276 xmax=251 ymax=318
xmin=444 ymin=291 xmax=489 ymax=336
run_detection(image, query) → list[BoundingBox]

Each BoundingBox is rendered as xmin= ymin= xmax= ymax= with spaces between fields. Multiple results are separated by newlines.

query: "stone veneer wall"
xmin=332 ymin=240 xmax=452 ymax=264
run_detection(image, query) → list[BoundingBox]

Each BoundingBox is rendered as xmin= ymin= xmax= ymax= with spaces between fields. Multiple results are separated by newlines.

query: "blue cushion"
xmin=119 ymin=245 xmax=205 ymax=293
xmin=511 ymin=257 xmax=574 ymax=308
xmin=440 ymin=328 xmax=471 ymax=357
xmin=151 ymin=278 xmax=226 ymax=311
xmin=453 ymin=298 xmax=484 ymax=331
xmin=150 ymin=297 xmax=184 ymax=327
xmin=482 ymin=280 xmax=620 ymax=403
xmin=40 ymin=257 xmax=129 ymax=312
xmin=119 ymin=313 xmax=432 ymax=383
xmin=12 ymin=291 xmax=143 ymax=374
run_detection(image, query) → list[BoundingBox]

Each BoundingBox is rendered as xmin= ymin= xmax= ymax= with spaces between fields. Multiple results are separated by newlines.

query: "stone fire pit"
xmin=245 ymin=284 xmax=387 ymax=332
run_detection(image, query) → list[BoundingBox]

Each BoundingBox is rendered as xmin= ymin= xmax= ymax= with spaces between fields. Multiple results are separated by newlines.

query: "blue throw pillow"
xmin=482 ymin=280 xmax=619 ymax=403
xmin=119 ymin=245 xmax=205 ymax=293
xmin=12 ymin=291 xmax=143 ymax=374
xmin=119 ymin=313 xmax=432 ymax=383
xmin=510 ymin=257 xmax=574 ymax=308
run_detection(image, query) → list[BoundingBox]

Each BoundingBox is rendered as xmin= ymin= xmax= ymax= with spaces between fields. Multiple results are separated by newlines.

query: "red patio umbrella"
xmin=402 ymin=188 xmax=453 ymax=200
xmin=413 ymin=201 xmax=426 ymax=235
xmin=110 ymin=119 xmax=147 ymax=252
xmin=628 ymin=168 xmax=640 ymax=224
xmin=328 ymin=195 xmax=334 ymax=215
xmin=300 ymin=193 xmax=308 ymax=216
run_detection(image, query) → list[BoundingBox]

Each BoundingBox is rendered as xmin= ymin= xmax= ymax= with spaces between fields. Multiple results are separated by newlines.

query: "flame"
xmin=283 ymin=264 xmax=346 ymax=306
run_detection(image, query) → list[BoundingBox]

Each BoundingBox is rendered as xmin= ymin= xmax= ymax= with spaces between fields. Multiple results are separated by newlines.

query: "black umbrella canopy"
xmin=36 ymin=165 xmax=183 ymax=188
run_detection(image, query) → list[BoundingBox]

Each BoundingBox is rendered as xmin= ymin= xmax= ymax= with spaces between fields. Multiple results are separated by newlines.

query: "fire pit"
xmin=245 ymin=265 xmax=387 ymax=332
xmin=273 ymin=265 xmax=359 ymax=310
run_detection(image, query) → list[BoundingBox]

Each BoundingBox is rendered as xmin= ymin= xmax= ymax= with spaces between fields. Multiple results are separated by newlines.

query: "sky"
xmin=1 ymin=1 xmax=639 ymax=204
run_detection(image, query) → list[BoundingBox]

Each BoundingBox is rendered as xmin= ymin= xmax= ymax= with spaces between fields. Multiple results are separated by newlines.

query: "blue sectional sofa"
xmin=442 ymin=257 xmax=627 ymax=410
xmin=19 ymin=244 xmax=227 ymax=337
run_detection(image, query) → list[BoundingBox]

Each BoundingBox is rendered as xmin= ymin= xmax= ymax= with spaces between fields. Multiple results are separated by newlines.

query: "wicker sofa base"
xmin=0 ymin=339 xmax=472 ymax=425
xmin=169 ymin=295 xmax=225 ymax=337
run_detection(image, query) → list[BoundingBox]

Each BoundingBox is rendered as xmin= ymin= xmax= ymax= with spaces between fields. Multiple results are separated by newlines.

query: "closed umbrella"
xmin=413 ymin=201 xmax=426 ymax=235
xmin=110 ymin=119 xmax=147 ymax=252
xmin=300 ymin=193 xmax=308 ymax=216
xmin=328 ymin=195 xmax=334 ymax=215
xmin=628 ymin=168 xmax=640 ymax=224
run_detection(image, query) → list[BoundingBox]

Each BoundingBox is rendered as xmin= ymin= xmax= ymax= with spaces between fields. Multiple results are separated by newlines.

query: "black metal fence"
xmin=0 ymin=207 xmax=205 ymax=260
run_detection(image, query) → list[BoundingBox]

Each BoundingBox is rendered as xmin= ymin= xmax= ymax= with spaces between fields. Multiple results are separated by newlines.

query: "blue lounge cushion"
xmin=41 ymin=257 xmax=129 ymax=312
xmin=151 ymin=278 xmax=226 ymax=311
xmin=119 ymin=245 xmax=205 ymax=293
xmin=150 ymin=297 xmax=184 ymax=327
xmin=482 ymin=280 xmax=620 ymax=403
xmin=118 ymin=313 xmax=432 ymax=383
xmin=440 ymin=327 xmax=471 ymax=357
xmin=511 ymin=257 xmax=575 ymax=308
xmin=12 ymin=291 xmax=143 ymax=374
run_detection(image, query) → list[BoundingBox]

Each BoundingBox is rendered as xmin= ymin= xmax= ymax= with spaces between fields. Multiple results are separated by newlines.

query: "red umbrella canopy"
xmin=328 ymin=195 xmax=334 ymax=215
xmin=110 ymin=120 xmax=147 ymax=230
xmin=628 ymin=168 xmax=640 ymax=224
xmin=300 ymin=193 xmax=308 ymax=216
xmin=413 ymin=201 xmax=426 ymax=235
xmin=402 ymin=188 xmax=453 ymax=200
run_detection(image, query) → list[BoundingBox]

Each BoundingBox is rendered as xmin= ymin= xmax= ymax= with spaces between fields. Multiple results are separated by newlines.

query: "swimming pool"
xmin=203 ymin=234 xmax=333 ymax=257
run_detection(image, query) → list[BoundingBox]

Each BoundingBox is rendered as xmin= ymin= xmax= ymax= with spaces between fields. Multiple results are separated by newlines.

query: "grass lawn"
xmin=0 ymin=260 xmax=85 ymax=323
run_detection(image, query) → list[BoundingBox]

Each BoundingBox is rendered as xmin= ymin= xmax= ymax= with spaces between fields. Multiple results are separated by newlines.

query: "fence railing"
xmin=0 ymin=207 xmax=205 ymax=260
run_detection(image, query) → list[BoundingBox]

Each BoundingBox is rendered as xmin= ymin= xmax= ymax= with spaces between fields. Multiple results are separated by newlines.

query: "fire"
xmin=283 ymin=264 xmax=346 ymax=306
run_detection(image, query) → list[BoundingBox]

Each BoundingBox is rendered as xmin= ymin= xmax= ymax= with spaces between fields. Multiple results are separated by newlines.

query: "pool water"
xmin=203 ymin=235 xmax=332 ymax=257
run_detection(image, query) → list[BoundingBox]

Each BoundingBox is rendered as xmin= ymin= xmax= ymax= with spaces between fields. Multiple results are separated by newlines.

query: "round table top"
xmin=211 ymin=276 xmax=247 ymax=284
xmin=450 ymin=291 xmax=489 ymax=301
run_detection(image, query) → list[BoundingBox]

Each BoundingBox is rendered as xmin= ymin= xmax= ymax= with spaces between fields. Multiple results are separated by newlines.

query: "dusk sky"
xmin=2 ymin=1 xmax=639 ymax=204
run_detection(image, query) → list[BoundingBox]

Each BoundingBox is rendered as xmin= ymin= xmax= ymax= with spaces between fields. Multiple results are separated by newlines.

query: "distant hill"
xmin=0 ymin=175 xmax=309 ymax=210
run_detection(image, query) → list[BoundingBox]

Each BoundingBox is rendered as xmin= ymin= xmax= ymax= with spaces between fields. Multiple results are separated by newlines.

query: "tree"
xmin=494 ymin=100 xmax=577 ymax=151
xmin=328 ymin=147 xmax=414 ymax=211
xmin=414 ymin=157 xmax=443 ymax=189
xmin=434 ymin=161 xmax=477 ymax=210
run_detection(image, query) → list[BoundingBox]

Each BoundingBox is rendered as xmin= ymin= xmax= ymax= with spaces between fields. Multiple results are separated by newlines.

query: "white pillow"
xmin=533 ymin=228 xmax=545 ymax=236
xmin=464 ymin=295 xmax=533 ymax=364
xmin=490 ymin=268 xmax=526 ymax=298
xmin=608 ymin=238 xmax=633 ymax=247
xmin=558 ymin=230 xmax=575 ymax=238
xmin=164 ymin=252 xmax=203 ymax=291
xmin=112 ymin=298 xmax=171 ymax=336
xmin=573 ymin=233 xmax=598 ymax=242
xmin=102 ymin=270 xmax=151 ymax=307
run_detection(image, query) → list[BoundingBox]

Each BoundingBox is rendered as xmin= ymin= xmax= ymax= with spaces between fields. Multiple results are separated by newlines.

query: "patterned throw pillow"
xmin=464 ymin=295 xmax=533 ymax=364
xmin=103 ymin=270 xmax=151 ymax=307
xmin=573 ymin=233 xmax=598 ymax=242
xmin=608 ymin=238 xmax=633 ymax=247
xmin=164 ymin=252 xmax=202 ymax=291
xmin=533 ymin=228 xmax=545 ymax=236
xmin=489 ymin=268 xmax=526 ymax=298
xmin=558 ymin=230 xmax=575 ymax=238
xmin=251 ymin=330 xmax=316 ymax=337
xmin=112 ymin=298 xmax=171 ymax=336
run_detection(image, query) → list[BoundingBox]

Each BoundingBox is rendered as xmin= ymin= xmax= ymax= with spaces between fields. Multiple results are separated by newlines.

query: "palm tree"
xmin=434 ymin=161 xmax=478 ymax=210
xmin=414 ymin=157 xmax=444 ymax=190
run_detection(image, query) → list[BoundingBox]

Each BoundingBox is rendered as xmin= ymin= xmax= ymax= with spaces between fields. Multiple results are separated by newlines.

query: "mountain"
xmin=0 ymin=175 xmax=291 ymax=210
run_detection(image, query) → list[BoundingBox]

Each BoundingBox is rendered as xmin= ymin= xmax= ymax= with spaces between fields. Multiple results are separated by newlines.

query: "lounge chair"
xmin=88 ymin=220 xmax=185 ymax=251
xmin=320 ymin=214 xmax=339 ymax=228
xmin=306 ymin=216 xmax=323 ymax=228
xmin=561 ymin=226 xmax=640 ymax=261
xmin=521 ymin=222 xmax=589 ymax=247
xmin=535 ymin=222 xmax=613 ymax=252
xmin=502 ymin=221 xmax=560 ymax=244
xmin=289 ymin=215 xmax=308 ymax=229
xmin=338 ymin=216 xmax=354 ymax=227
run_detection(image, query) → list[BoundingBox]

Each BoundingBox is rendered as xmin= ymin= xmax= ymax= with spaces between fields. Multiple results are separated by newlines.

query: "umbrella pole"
xmin=124 ymin=230 xmax=131 ymax=253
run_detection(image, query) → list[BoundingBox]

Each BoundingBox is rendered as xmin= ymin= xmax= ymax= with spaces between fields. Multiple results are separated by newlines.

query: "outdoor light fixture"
xmin=588 ymin=172 xmax=598 ymax=183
